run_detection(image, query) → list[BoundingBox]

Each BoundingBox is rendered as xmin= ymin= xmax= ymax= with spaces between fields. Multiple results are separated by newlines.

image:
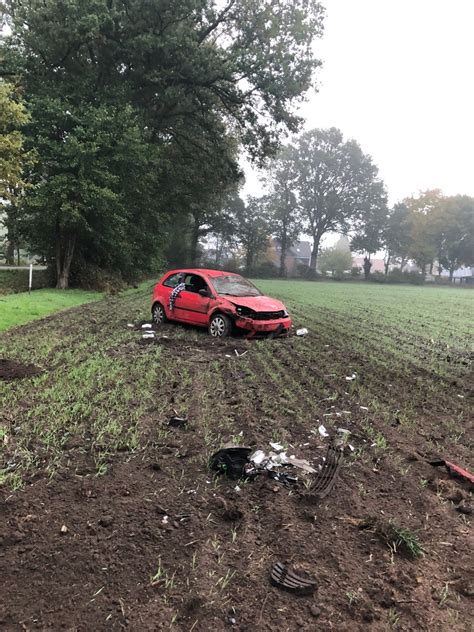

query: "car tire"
xmin=152 ymin=302 xmax=167 ymax=325
xmin=209 ymin=313 xmax=232 ymax=338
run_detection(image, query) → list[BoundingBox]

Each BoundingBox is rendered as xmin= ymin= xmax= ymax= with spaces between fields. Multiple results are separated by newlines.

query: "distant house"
xmin=440 ymin=266 xmax=473 ymax=284
xmin=267 ymin=239 xmax=312 ymax=275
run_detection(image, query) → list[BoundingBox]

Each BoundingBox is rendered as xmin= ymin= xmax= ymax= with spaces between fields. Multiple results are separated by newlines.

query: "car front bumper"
xmin=234 ymin=316 xmax=292 ymax=335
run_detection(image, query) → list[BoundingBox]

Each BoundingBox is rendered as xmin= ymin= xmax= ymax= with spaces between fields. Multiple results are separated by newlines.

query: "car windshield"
xmin=211 ymin=275 xmax=262 ymax=297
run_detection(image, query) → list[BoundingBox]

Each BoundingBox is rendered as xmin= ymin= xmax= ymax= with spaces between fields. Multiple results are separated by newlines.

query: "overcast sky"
xmin=244 ymin=0 xmax=474 ymax=208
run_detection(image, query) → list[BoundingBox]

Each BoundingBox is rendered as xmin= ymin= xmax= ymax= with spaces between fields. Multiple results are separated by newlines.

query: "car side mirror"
xmin=198 ymin=288 xmax=210 ymax=297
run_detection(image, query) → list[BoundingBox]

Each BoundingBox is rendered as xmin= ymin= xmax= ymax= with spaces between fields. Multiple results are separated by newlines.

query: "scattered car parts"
xmin=303 ymin=445 xmax=344 ymax=502
xmin=270 ymin=562 xmax=316 ymax=596
xmin=428 ymin=458 xmax=474 ymax=487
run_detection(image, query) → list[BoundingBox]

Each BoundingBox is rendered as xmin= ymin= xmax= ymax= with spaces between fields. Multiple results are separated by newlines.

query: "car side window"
xmin=163 ymin=273 xmax=182 ymax=288
xmin=185 ymin=274 xmax=208 ymax=294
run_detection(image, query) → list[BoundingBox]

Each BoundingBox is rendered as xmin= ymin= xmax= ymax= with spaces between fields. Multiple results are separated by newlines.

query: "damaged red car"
xmin=151 ymin=269 xmax=291 ymax=337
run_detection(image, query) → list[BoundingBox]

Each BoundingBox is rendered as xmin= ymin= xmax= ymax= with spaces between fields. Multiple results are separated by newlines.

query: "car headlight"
xmin=282 ymin=310 xmax=289 ymax=317
xmin=235 ymin=305 xmax=255 ymax=318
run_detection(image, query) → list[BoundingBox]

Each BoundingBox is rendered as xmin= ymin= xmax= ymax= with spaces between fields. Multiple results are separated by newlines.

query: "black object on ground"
xmin=209 ymin=447 xmax=253 ymax=480
xmin=270 ymin=562 xmax=316 ymax=596
xmin=168 ymin=416 xmax=188 ymax=428
xmin=304 ymin=445 xmax=344 ymax=501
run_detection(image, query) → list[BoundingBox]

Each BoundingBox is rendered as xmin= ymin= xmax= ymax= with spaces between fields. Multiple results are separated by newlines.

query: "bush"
xmin=0 ymin=268 xmax=50 ymax=294
xmin=249 ymin=261 xmax=280 ymax=278
xmin=296 ymin=264 xmax=319 ymax=280
xmin=351 ymin=266 xmax=361 ymax=277
xmin=70 ymin=264 xmax=128 ymax=293
xmin=369 ymin=270 xmax=424 ymax=285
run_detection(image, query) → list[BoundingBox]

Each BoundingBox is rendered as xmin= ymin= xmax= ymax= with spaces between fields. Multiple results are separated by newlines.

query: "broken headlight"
xmin=235 ymin=305 xmax=255 ymax=318
xmin=282 ymin=310 xmax=289 ymax=317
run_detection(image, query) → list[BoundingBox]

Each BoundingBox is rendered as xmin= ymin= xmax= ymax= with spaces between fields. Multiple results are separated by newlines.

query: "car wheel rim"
xmin=153 ymin=305 xmax=163 ymax=324
xmin=210 ymin=316 xmax=225 ymax=337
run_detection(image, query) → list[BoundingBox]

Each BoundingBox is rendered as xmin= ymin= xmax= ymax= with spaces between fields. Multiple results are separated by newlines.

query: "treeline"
xmin=190 ymin=134 xmax=474 ymax=281
xmin=1 ymin=2 xmax=472 ymax=288
xmin=0 ymin=0 xmax=324 ymax=287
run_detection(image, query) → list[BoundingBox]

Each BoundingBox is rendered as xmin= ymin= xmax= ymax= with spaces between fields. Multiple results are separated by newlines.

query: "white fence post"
xmin=29 ymin=263 xmax=33 ymax=294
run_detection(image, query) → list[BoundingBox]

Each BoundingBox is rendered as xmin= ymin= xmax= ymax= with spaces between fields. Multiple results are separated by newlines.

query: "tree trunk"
xmin=279 ymin=231 xmax=288 ymax=278
xmin=309 ymin=235 xmax=321 ymax=271
xmin=449 ymin=267 xmax=455 ymax=282
xmin=190 ymin=217 xmax=201 ymax=266
xmin=384 ymin=254 xmax=391 ymax=275
xmin=55 ymin=230 xmax=76 ymax=289
xmin=6 ymin=240 xmax=15 ymax=265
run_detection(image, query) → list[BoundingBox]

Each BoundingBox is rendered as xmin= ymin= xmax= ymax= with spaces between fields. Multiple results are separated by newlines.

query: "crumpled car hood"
xmin=224 ymin=295 xmax=287 ymax=312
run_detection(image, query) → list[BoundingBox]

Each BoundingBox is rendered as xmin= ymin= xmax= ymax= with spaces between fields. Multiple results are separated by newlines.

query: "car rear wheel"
xmin=209 ymin=313 xmax=232 ymax=337
xmin=152 ymin=302 xmax=167 ymax=325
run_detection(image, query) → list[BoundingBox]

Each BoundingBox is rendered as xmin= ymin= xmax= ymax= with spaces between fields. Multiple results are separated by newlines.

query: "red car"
xmin=151 ymin=268 xmax=291 ymax=337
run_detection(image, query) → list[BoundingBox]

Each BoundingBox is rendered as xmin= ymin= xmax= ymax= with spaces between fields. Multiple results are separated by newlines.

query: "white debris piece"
xmin=234 ymin=485 xmax=241 ymax=492
xmin=360 ymin=406 xmax=369 ymax=411
xmin=161 ymin=515 xmax=169 ymax=524
xmin=142 ymin=333 xmax=155 ymax=339
xmin=345 ymin=373 xmax=357 ymax=381
xmin=318 ymin=424 xmax=329 ymax=437
xmin=269 ymin=441 xmax=284 ymax=451
xmin=337 ymin=428 xmax=351 ymax=435
xmin=127 ymin=323 xmax=134 ymax=328
xmin=249 ymin=450 xmax=266 ymax=465
xmin=296 ymin=328 xmax=308 ymax=336
xmin=288 ymin=455 xmax=317 ymax=473
xmin=141 ymin=323 xmax=152 ymax=329
xmin=348 ymin=444 xmax=355 ymax=452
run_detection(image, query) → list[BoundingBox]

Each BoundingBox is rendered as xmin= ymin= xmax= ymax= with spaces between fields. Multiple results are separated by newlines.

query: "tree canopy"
xmin=1 ymin=0 xmax=325 ymax=286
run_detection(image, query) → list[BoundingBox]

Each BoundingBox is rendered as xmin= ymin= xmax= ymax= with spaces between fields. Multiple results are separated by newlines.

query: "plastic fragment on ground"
xmin=296 ymin=328 xmax=308 ymax=336
xmin=270 ymin=442 xmax=284 ymax=451
xmin=288 ymin=455 xmax=317 ymax=474
xmin=318 ymin=424 xmax=329 ymax=437
xmin=141 ymin=323 xmax=152 ymax=329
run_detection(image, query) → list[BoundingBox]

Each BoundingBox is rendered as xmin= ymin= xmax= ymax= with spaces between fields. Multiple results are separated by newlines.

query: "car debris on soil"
xmin=428 ymin=457 xmax=474 ymax=487
xmin=270 ymin=562 xmax=317 ymax=595
xmin=210 ymin=442 xmax=334 ymax=489
xmin=302 ymin=445 xmax=344 ymax=502
xmin=168 ymin=416 xmax=188 ymax=428
xmin=296 ymin=328 xmax=308 ymax=336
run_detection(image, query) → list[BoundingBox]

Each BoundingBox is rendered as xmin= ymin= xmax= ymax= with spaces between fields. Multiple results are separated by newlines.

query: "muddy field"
xmin=1 ymin=282 xmax=472 ymax=631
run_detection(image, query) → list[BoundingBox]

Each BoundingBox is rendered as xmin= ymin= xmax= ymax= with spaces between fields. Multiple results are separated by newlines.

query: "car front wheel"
xmin=152 ymin=302 xmax=167 ymax=325
xmin=209 ymin=313 xmax=232 ymax=337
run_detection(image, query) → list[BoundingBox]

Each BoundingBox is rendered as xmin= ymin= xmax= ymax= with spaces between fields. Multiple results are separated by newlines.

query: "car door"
xmin=160 ymin=271 xmax=184 ymax=320
xmin=173 ymin=273 xmax=212 ymax=325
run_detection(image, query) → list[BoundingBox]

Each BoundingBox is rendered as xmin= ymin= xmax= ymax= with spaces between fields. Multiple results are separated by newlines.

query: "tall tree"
xmin=2 ymin=0 xmax=325 ymax=286
xmin=382 ymin=203 xmax=412 ymax=273
xmin=265 ymin=147 xmax=301 ymax=277
xmin=234 ymin=196 xmax=270 ymax=273
xmin=404 ymin=190 xmax=444 ymax=277
xmin=434 ymin=195 xmax=474 ymax=280
xmin=0 ymin=80 xmax=33 ymax=263
xmin=292 ymin=128 xmax=387 ymax=271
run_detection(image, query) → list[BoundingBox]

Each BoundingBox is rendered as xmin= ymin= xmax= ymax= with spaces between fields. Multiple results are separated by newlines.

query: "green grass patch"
xmin=0 ymin=288 xmax=103 ymax=331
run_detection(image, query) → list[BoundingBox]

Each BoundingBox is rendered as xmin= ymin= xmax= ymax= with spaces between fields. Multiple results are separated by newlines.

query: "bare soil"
xmin=0 ymin=289 xmax=472 ymax=631
xmin=0 ymin=358 xmax=43 ymax=380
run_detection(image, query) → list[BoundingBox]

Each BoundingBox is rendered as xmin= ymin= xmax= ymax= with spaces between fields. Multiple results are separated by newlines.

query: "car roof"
xmin=164 ymin=268 xmax=240 ymax=278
